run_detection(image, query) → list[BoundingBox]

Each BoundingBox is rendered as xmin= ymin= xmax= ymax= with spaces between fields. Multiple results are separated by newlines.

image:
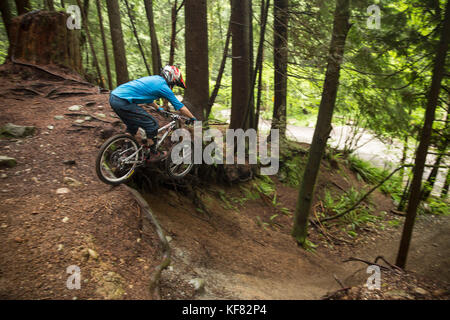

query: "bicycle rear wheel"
xmin=95 ymin=134 xmax=142 ymax=185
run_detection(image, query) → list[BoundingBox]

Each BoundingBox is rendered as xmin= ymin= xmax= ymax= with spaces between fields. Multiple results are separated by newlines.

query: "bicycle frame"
xmin=120 ymin=119 xmax=177 ymax=166
xmin=155 ymin=120 xmax=177 ymax=149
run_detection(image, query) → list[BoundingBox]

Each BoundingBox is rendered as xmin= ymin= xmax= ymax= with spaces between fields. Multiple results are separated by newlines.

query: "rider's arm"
xmin=150 ymin=101 xmax=161 ymax=110
xmin=179 ymin=106 xmax=195 ymax=119
xmin=159 ymin=85 xmax=197 ymax=120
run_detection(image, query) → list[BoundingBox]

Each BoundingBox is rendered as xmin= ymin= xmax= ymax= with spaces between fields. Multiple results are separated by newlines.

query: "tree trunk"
xmin=396 ymin=0 xmax=450 ymax=269
xmin=144 ymin=0 xmax=162 ymax=75
xmin=271 ymin=0 xmax=289 ymax=138
xmin=422 ymin=152 xmax=445 ymax=200
xmin=291 ymin=0 xmax=351 ymax=245
xmin=255 ymin=47 xmax=264 ymax=132
xmin=397 ymin=174 xmax=411 ymax=211
xmin=184 ymin=0 xmax=209 ymax=120
xmin=76 ymin=0 xmax=104 ymax=87
xmin=207 ymin=18 xmax=232 ymax=119
xmin=169 ymin=0 xmax=184 ymax=65
xmin=82 ymin=0 xmax=90 ymax=19
xmin=230 ymin=0 xmax=251 ymax=130
xmin=422 ymin=110 xmax=448 ymax=201
xmin=124 ymin=0 xmax=151 ymax=75
xmin=255 ymin=0 xmax=270 ymax=131
xmin=249 ymin=0 xmax=270 ymax=130
xmin=95 ymin=0 xmax=113 ymax=89
xmin=441 ymin=169 xmax=450 ymax=199
xmin=7 ymin=10 xmax=82 ymax=74
xmin=44 ymin=0 xmax=55 ymax=11
xmin=15 ymin=0 xmax=31 ymax=15
xmin=106 ymin=0 xmax=129 ymax=86
xmin=60 ymin=0 xmax=65 ymax=9
xmin=247 ymin=0 xmax=255 ymax=128
xmin=399 ymin=108 xmax=412 ymax=182
xmin=0 ymin=1 xmax=13 ymax=42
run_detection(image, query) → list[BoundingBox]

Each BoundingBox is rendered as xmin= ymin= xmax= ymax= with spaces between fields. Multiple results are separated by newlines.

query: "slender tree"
xmin=291 ymin=0 xmax=351 ymax=245
xmin=82 ymin=0 xmax=90 ymax=19
xmin=247 ymin=0 xmax=255 ymax=128
xmin=15 ymin=0 xmax=31 ymax=15
xmin=252 ymin=0 xmax=270 ymax=130
xmin=184 ymin=0 xmax=209 ymax=119
xmin=271 ymin=0 xmax=289 ymax=138
xmin=0 ymin=0 xmax=13 ymax=41
xmin=249 ymin=0 xmax=270 ymax=130
xmin=422 ymin=110 xmax=448 ymax=201
xmin=396 ymin=0 xmax=450 ymax=269
xmin=106 ymin=0 xmax=129 ymax=85
xmin=144 ymin=0 xmax=162 ymax=74
xmin=76 ymin=0 xmax=104 ymax=87
xmin=169 ymin=0 xmax=185 ymax=65
xmin=95 ymin=0 xmax=113 ymax=89
xmin=230 ymin=0 xmax=251 ymax=129
xmin=441 ymin=169 xmax=450 ymax=199
xmin=207 ymin=19 xmax=232 ymax=119
xmin=124 ymin=0 xmax=151 ymax=75
xmin=44 ymin=0 xmax=55 ymax=11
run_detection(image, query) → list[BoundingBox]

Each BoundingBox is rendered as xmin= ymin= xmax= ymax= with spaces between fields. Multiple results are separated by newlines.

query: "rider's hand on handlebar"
xmin=185 ymin=117 xmax=197 ymax=125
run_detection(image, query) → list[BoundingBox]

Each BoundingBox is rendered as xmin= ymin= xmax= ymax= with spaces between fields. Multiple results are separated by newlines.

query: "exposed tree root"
xmin=10 ymin=57 xmax=94 ymax=87
xmin=343 ymin=256 xmax=403 ymax=273
xmin=48 ymin=91 xmax=95 ymax=99
xmin=123 ymin=184 xmax=171 ymax=300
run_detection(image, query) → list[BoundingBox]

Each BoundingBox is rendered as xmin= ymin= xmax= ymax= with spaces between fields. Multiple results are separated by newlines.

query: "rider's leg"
xmin=109 ymin=94 xmax=158 ymax=141
xmin=109 ymin=94 xmax=165 ymax=161
xmin=109 ymin=94 xmax=140 ymax=136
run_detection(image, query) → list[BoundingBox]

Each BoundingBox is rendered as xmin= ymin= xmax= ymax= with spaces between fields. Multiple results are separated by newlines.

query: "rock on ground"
xmin=1 ymin=123 xmax=35 ymax=137
xmin=0 ymin=156 xmax=17 ymax=168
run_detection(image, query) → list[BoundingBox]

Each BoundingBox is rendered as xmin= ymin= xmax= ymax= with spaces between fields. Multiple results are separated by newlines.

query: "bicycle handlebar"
xmin=151 ymin=107 xmax=193 ymax=124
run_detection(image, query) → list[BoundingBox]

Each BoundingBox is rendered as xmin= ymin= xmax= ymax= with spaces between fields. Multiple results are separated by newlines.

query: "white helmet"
xmin=160 ymin=65 xmax=186 ymax=89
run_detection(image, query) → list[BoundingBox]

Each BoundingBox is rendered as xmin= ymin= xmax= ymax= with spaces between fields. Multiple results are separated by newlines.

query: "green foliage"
xmin=347 ymin=155 xmax=403 ymax=203
xmin=240 ymin=185 xmax=261 ymax=200
xmin=256 ymin=216 xmax=269 ymax=230
xmin=253 ymin=175 xmax=275 ymax=197
xmin=217 ymin=189 xmax=236 ymax=211
xmin=322 ymin=188 xmax=381 ymax=237
xmin=302 ymin=239 xmax=318 ymax=253
xmin=278 ymin=143 xmax=308 ymax=187
xmin=388 ymin=219 xmax=401 ymax=228
xmin=427 ymin=196 xmax=450 ymax=216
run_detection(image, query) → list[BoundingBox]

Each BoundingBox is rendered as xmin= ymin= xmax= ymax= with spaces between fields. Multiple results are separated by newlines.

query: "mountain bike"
xmin=95 ymin=109 xmax=195 ymax=186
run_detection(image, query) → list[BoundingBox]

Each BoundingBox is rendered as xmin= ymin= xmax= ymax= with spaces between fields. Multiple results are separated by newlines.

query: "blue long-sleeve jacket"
xmin=111 ymin=75 xmax=184 ymax=110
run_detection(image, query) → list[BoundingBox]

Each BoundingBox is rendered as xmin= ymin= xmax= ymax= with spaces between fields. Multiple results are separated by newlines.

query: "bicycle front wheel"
xmin=165 ymin=141 xmax=195 ymax=179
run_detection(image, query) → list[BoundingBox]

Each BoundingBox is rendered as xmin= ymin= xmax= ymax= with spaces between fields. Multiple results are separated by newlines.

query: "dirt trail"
xmin=0 ymin=68 xmax=448 ymax=300
xmin=147 ymin=192 xmax=350 ymax=300
xmin=344 ymin=214 xmax=450 ymax=285
xmin=151 ymin=188 xmax=449 ymax=300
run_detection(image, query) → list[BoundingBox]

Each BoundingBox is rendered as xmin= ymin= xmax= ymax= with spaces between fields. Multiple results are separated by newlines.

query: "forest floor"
xmin=0 ymin=63 xmax=448 ymax=300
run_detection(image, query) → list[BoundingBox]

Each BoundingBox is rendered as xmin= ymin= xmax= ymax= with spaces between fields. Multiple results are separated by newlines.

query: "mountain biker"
xmin=109 ymin=65 xmax=197 ymax=162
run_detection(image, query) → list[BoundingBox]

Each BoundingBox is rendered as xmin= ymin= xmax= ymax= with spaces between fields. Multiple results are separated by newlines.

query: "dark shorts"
xmin=109 ymin=94 xmax=159 ymax=139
